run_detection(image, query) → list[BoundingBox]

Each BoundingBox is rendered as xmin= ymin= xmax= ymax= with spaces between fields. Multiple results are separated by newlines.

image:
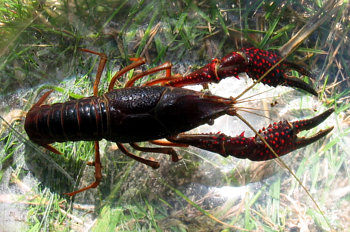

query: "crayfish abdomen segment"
xmin=25 ymin=96 xmax=107 ymax=145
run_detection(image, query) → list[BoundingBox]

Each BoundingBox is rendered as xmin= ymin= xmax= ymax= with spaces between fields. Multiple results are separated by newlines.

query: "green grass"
xmin=0 ymin=0 xmax=349 ymax=231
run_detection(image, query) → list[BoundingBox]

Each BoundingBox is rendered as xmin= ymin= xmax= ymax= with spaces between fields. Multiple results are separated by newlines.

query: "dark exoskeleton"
xmin=25 ymin=86 xmax=234 ymax=146
xmin=24 ymin=48 xmax=334 ymax=196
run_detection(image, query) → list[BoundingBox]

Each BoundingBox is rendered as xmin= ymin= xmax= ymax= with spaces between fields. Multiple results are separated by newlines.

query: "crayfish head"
xmin=225 ymin=96 xmax=238 ymax=116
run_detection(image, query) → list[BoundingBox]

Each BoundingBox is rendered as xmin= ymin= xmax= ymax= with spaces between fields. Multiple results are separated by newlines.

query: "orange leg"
xmin=33 ymin=90 xmax=54 ymax=107
xmin=125 ymin=62 xmax=173 ymax=87
xmin=117 ymin=143 xmax=160 ymax=169
xmin=129 ymin=143 xmax=181 ymax=162
xmin=108 ymin=57 xmax=146 ymax=91
xmin=78 ymin=48 xmax=107 ymax=96
xmin=150 ymin=140 xmax=189 ymax=147
xmin=143 ymin=74 xmax=182 ymax=86
xmin=42 ymin=144 xmax=62 ymax=155
xmin=64 ymin=142 xmax=102 ymax=196
xmin=109 ymin=58 xmax=173 ymax=90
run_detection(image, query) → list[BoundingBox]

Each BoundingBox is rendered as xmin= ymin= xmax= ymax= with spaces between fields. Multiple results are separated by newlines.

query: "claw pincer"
xmin=166 ymin=47 xmax=317 ymax=96
xmin=168 ymin=108 xmax=334 ymax=161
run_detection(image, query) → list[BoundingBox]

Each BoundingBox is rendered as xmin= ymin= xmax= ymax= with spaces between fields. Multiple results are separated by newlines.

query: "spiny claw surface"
xmin=168 ymin=108 xmax=334 ymax=161
xmin=218 ymin=47 xmax=317 ymax=96
xmin=166 ymin=47 xmax=317 ymax=96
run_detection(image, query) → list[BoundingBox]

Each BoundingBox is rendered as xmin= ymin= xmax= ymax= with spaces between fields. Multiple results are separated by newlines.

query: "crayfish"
xmin=24 ymin=47 xmax=333 ymax=196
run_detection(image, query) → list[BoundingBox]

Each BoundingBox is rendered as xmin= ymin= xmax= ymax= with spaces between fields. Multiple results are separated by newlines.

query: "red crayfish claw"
xmin=164 ymin=47 xmax=318 ymax=96
xmin=168 ymin=108 xmax=334 ymax=161
xmin=217 ymin=47 xmax=318 ymax=96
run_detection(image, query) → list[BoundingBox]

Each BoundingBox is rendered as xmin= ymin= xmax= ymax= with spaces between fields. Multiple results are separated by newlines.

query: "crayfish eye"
xmin=207 ymin=119 xmax=215 ymax=126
